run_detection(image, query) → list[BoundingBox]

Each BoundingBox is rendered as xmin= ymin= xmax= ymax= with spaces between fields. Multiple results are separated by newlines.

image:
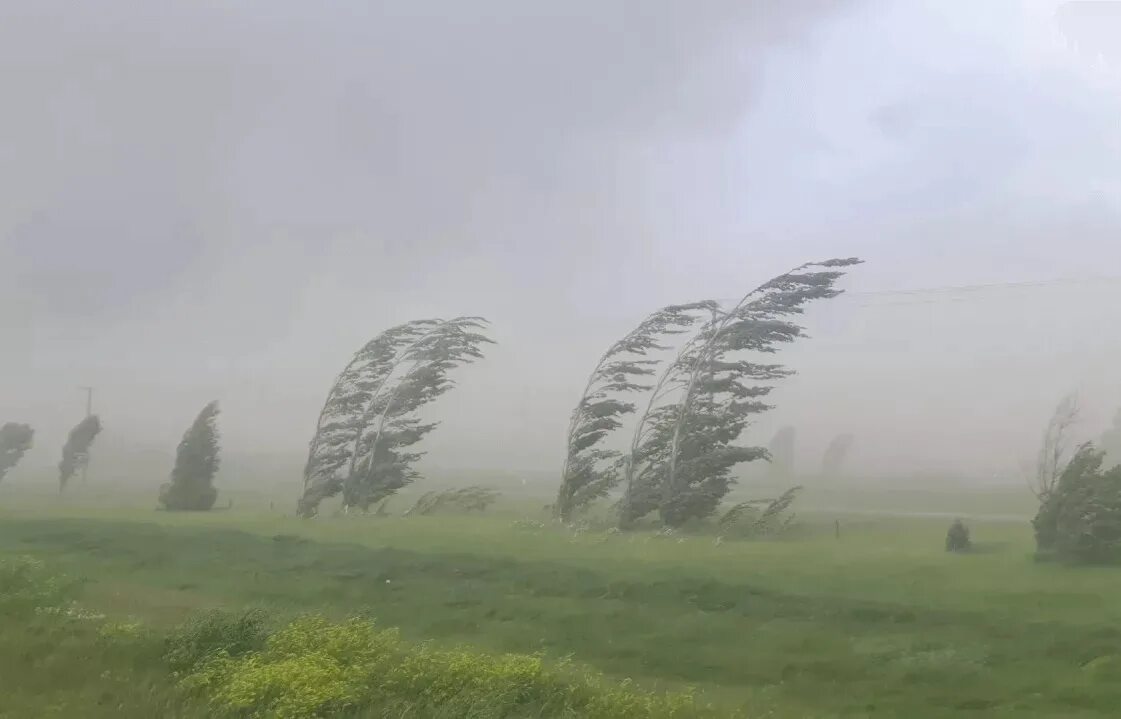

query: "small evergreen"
xmin=160 ymin=401 xmax=221 ymax=511
xmin=945 ymin=518 xmax=971 ymax=553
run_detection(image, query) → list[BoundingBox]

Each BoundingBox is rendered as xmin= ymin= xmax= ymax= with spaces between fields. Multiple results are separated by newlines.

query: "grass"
xmin=3 ymin=494 xmax=1121 ymax=717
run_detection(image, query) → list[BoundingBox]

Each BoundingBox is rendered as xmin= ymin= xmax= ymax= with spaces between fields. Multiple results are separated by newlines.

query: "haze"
xmin=3 ymin=0 xmax=1120 ymax=486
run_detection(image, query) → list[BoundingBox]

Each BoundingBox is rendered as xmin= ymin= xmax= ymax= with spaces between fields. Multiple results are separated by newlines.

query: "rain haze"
xmin=3 ymin=0 xmax=1121 ymax=487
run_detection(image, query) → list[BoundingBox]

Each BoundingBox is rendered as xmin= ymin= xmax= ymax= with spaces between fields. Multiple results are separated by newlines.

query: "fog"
xmin=3 ymin=0 xmax=1120 ymax=486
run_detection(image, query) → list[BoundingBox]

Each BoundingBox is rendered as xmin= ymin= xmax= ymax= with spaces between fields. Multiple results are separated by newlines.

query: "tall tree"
xmin=298 ymin=317 xmax=493 ymax=517
xmin=554 ymin=302 xmax=716 ymax=522
xmin=0 ymin=423 xmax=34 ymax=483
xmin=160 ymin=401 xmax=221 ymax=511
xmin=768 ymin=426 xmax=796 ymax=478
xmin=621 ymin=258 xmax=861 ymax=527
xmin=821 ymin=433 xmax=855 ymax=477
xmin=58 ymin=415 xmax=101 ymax=492
xmin=1030 ymin=394 xmax=1080 ymax=501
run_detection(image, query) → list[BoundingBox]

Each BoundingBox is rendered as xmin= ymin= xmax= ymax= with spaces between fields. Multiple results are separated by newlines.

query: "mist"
xmin=3 ymin=0 xmax=1121 ymax=487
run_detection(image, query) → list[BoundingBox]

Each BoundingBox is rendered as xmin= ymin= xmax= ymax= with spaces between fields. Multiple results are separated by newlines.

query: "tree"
xmin=298 ymin=317 xmax=493 ymax=517
xmin=768 ymin=426 xmax=796 ymax=479
xmin=0 ymin=423 xmax=35 ymax=483
xmin=620 ymin=258 xmax=861 ymax=528
xmin=1033 ymin=443 xmax=1121 ymax=563
xmin=555 ymin=302 xmax=716 ymax=522
xmin=58 ymin=415 xmax=101 ymax=492
xmin=945 ymin=519 xmax=971 ymax=553
xmin=821 ymin=433 xmax=855 ymax=478
xmin=1029 ymin=394 xmax=1080 ymax=501
xmin=1099 ymin=408 xmax=1121 ymax=467
xmin=160 ymin=401 xmax=221 ymax=511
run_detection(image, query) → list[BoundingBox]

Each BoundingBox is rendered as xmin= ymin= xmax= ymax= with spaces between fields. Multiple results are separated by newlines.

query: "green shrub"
xmin=164 ymin=608 xmax=270 ymax=673
xmin=180 ymin=614 xmax=723 ymax=718
xmin=0 ymin=555 xmax=75 ymax=615
xmin=1033 ymin=444 xmax=1121 ymax=564
xmin=945 ymin=519 xmax=971 ymax=553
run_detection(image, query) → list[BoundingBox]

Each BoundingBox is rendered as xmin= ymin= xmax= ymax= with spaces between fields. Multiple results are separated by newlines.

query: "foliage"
xmin=160 ymin=401 xmax=221 ymax=511
xmin=821 ymin=433 xmax=855 ymax=477
xmin=945 ymin=519 xmax=971 ymax=553
xmin=58 ymin=414 xmax=102 ymax=491
xmin=556 ymin=303 xmax=717 ymax=522
xmin=0 ymin=422 xmax=34 ymax=482
xmin=164 ymin=608 xmax=270 ymax=673
xmin=1030 ymin=394 xmax=1080 ymax=500
xmin=718 ymin=486 xmax=803 ymax=538
xmin=404 ymin=486 xmax=500 ymax=516
xmin=621 ymin=258 xmax=861 ymax=527
xmin=299 ymin=317 xmax=493 ymax=516
xmin=1033 ymin=443 xmax=1121 ymax=564
xmin=0 ymin=555 xmax=75 ymax=616
xmin=179 ymin=614 xmax=716 ymax=719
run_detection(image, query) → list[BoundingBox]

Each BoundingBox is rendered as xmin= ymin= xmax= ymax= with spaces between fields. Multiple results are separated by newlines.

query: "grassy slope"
xmin=3 ymin=501 xmax=1121 ymax=717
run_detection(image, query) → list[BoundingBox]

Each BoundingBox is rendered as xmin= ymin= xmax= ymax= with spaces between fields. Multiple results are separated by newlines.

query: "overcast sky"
xmin=2 ymin=0 xmax=1120 ymax=481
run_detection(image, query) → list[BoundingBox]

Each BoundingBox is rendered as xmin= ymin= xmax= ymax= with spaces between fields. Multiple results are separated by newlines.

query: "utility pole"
xmin=78 ymin=386 xmax=94 ymax=483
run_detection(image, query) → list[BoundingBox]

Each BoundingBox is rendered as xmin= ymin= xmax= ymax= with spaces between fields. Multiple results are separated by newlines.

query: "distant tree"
xmin=1033 ymin=443 xmax=1121 ymax=563
xmin=159 ymin=401 xmax=221 ymax=511
xmin=298 ymin=317 xmax=493 ymax=517
xmin=0 ymin=423 xmax=35 ymax=483
xmin=58 ymin=415 xmax=101 ymax=492
xmin=555 ymin=302 xmax=716 ymax=522
xmin=1029 ymin=394 xmax=1080 ymax=501
xmin=1099 ymin=408 xmax=1121 ymax=467
xmin=768 ymin=426 xmax=796 ymax=478
xmin=945 ymin=519 xmax=971 ymax=553
xmin=620 ymin=258 xmax=862 ymax=528
xmin=821 ymin=433 xmax=855 ymax=477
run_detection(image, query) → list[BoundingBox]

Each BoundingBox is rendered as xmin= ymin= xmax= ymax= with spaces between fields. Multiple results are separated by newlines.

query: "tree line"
xmin=3 ymin=258 xmax=864 ymax=527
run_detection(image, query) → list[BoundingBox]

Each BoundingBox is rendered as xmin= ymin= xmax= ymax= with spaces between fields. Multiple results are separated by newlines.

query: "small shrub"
xmin=945 ymin=519 xmax=972 ymax=553
xmin=164 ymin=608 xmax=270 ymax=673
xmin=0 ymin=556 xmax=75 ymax=615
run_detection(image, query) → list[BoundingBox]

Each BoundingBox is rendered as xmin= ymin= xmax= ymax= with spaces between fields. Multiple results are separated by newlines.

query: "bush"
xmin=164 ymin=608 xmax=270 ymax=673
xmin=1034 ymin=443 xmax=1121 ymax=564
xmin=0 ymin=555 xmax=75 ymax=615
xmin=180 ymin=614 xmax=723 ymax=718
xmin=945 ymin=519 xmax=971 ymax=553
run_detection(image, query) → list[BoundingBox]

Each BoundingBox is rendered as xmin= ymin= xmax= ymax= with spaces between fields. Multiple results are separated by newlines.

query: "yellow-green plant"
xmin=180 ymin=614 xmax=726 ymax=718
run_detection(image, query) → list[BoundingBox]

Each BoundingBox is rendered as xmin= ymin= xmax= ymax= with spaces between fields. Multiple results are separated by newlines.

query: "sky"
xmin=2 ymin=0 xmax=1121 ymax=483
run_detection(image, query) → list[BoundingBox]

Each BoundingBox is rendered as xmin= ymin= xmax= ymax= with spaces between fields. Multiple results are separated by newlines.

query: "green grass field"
xmin=2 ymin=488 xmax=1120 ymax=717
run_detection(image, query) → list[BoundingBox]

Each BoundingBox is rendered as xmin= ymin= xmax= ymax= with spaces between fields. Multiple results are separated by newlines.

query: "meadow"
xmin=2 ymin=480 xmax=1120 ymax=717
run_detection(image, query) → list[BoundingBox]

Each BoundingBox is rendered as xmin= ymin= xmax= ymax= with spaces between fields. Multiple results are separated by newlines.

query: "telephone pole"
xmin=78 ymin=386 xmax=94 ymax=482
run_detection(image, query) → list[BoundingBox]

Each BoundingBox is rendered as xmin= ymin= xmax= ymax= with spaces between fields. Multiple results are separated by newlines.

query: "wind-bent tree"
xmin=768 ymin=426 xmax=796 ymax=478
xmin=555 ymin=302 xmax=716 ymax=522
xmin=620 ymin=258 xmax=861 ymax=527
xmin=298 ymin=317 xmax=493 ymax=517
xmin=0 ymin=423 xmax=35 ymax=483
xmin=58 ymin=415 xmax=101 ymax=492
xmin=1033 ymin=442 xmax=1121 ymax=563
xmin=1030 ymin=394 xmax=1080 ymax=501
xmin=160 ymin=401 xmax=221 ymax=511
xmin=821 ymin=433 xmax=855 ymax=477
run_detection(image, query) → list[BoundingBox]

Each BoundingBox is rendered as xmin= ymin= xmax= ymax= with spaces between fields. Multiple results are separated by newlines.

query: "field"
xmin=2 ymin=484 xmax=1120 ymax=718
